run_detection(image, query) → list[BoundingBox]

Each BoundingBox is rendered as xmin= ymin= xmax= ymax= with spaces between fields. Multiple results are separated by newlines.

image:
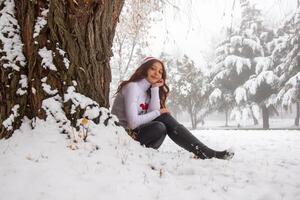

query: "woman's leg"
xmin=133 ymin=121 xmax=167 ymax=149
xmin=154 ymin=113 xmax=233 ymax=159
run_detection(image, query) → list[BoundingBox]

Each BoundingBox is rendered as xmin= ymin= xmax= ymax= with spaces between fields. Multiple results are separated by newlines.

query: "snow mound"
xmin=1 ymin=118 xmax=300 ymax=200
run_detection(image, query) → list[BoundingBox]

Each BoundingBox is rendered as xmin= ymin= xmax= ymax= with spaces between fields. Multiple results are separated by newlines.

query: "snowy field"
xmin=182 ymin=118 xmax=300 ymax=130
xmin=1 ymin=118 xmax=300 ymax=200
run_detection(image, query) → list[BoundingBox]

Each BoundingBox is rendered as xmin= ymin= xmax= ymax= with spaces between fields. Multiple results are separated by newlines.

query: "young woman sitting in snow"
xmin=111 ymin=57 xmax=234 ymax=160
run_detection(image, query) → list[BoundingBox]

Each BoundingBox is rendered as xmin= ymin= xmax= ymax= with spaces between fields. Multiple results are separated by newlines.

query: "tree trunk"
xmin=253 ymin=116 xmax=258 ymax=125
xmin=295 ymin=102 xmax=300 ymax=126
xmin=261 ymin=104 xmax=269 ymax=129
xmin=225 ymin=109 xmax=229 ymax=127
xmin=0 ymin=0 xmax=124 ymax=139
xmin=189 ymin=112 xmax=196 ymax=130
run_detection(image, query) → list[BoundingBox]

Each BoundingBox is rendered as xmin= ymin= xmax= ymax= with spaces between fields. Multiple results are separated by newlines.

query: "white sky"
xmin=146 ymin=0 xmax=297 ymax=69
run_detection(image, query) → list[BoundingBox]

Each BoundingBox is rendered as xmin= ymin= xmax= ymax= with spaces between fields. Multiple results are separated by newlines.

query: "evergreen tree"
xmin=209 ymin=0 xmax=277 ymax=129
xmin=272 ymin=6 xmax=300 ymax=126
xmin=172 ymin=55 xmax=208 ymax=129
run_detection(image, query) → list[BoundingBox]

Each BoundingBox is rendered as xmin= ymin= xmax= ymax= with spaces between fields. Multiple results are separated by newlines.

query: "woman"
xmin=111 ymin=57 xmax=234 ymax=160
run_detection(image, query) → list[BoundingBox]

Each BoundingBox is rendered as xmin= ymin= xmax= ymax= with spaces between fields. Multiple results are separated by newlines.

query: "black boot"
xmin=193 ymin=144 xmax=234 ymax=160
xmin=170 ymin=124 xmax=234 ymax=160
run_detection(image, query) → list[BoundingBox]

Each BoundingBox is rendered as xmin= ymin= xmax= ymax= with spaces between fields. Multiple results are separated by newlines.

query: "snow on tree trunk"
xmin=261 ymin=104 xmax=269 ymax=129
xmin=0 ymin=0 xmax=124 ymax=139
xmin=295 ymin=102 xmax=300 ymax=126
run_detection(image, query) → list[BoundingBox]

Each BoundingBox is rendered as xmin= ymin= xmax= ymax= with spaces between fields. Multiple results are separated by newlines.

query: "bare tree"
xmin=111 ymin=0 xmax=162 ymax=86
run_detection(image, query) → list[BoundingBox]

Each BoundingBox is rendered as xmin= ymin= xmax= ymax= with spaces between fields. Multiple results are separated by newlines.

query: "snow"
xmin=209 ymin=88 xmax=222 ymax=105
xmin=241 ymin=106 xmax=252 ymax=124
xmin=1 ymin=118 xmax=300 ymax=200
xmin=230 ymin=107 xmax=242 ymax=124
xmin=282 ymin=88 xmax=297 ymax=106
xmin=269 ymin=35 xmax=289 ymax=58
xmin=265 ymin=94 xmax=277 ymax=108
xmin=212 ymin=68 xmax=230 ymax=83
xmin=42 ymin=83 xmax=58 ymax=95
xmin=56 ymin=44 xmax=70 ymax=69
xmin=223 ymin=55 xmax=251 ymax=75
xmin=215 ymin=43 xmax=229 ymax=55
xmin=256 ymin=71 xmax=278 ymax=86
xmin=286 ymin=72 xmax=300 ymax=87
xmin=16 ymin=74 xmax=28 ymax=95
xmin=243 ymin=71 xmax=279 ymax=97
xmin=277 ymin=72 xmax=300 ymax=106
xmin=254 ymin=56 xmax=273 ymax=74
xmin=41 ymin=77 xmax=48 ymax=82
xmin=243 ymin=78 xmax=258 ymax=95
xmin=84 ymin=106 xmax=101 ymax=120
xmin=234 ymin=87 xmax=247 ymax=104
xmin=230 ymin=35 xmax=242 ymax=47
xmin=2 ymin=104 xmax=20 ymax=131
xmin=64 ymin=86 xmax=99 ymax=116
xmin=251 ymin=103 xmax=260 ymax=120
xmin=42 ymin=95 xmax=72 ymax=134
xmin=0 ymin=0 xmax=26 ymax=71
xmin=179 ymin=81 xmax=191 ymax=96
xmin=42 ymin=96 xmax=66 ymax=123
xmin=243 ymin=38 xmax=264 ymax=56
xmin=33 ymin=8 xmax=49 ymax=38
xmin=38 ymin=47 xmax=57 ymax=71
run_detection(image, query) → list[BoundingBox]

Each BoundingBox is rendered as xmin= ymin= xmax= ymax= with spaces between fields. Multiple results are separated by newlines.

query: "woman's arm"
xmin=148 ymin=86 xmax=161 ymax=111
xmin=123 ymin=83 xmax=160 ymax=129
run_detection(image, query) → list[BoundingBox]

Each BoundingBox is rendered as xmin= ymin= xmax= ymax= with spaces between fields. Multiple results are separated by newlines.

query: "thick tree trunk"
xmin=0 ymin=0 xmax=124 ymax=139
xmin=295 ymin=102 xmax=300 ymax=126
xmin=261 ymin=104 xmax=269 ymax=129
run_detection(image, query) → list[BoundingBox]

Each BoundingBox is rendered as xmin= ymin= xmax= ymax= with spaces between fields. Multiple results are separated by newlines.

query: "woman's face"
xmin=146 ymin=62 xmax=163 ymax=84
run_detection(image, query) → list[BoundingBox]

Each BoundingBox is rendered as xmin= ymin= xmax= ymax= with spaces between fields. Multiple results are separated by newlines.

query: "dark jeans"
xmin=133 ymin=113 xmax=232 ymax=159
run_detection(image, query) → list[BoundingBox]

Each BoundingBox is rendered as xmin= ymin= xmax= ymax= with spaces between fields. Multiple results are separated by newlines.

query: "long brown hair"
xmin=116 ymin=59 xmax=170 ymax=108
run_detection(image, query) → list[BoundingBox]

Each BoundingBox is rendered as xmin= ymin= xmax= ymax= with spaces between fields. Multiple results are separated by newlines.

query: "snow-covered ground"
xmin=1 ymin=118 xmax=300 ymax=200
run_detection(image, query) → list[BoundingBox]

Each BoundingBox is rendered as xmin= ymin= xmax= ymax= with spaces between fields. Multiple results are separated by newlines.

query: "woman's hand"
xmin=152 ymin=79 xmax=164 ymax=88
xmin=159 ymin=108 xmax=170 ymax=114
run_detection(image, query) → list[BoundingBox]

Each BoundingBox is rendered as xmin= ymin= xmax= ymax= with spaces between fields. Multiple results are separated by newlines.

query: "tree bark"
xmin=189 ymin=110 xmax=197 ymax=130
xmin=191 ymin=113 xmax=196 ymax=130
xmin=295 ymin=102 xmax=300 ymax=126
xmin=0 ymin=0 xmax=124 ymax=139
xmin=261 ymin=104 xmax=269 ymax=129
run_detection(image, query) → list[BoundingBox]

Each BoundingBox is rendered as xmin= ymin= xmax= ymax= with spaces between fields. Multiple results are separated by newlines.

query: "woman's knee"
xmin=155 ymin=113 xmax=179 ymax=129
xmin=136 ymin=121 xmax=166 ymax=141
xmin=151 ymin=121 xmax=167 ymax=136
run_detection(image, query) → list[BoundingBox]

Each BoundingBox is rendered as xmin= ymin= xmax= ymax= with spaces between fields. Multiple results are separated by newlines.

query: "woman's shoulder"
xmin=122 ymin=82 xmax=138 ymax=93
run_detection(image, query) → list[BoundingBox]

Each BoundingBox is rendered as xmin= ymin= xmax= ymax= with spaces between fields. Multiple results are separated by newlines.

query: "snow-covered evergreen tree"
xmin=169 ymin=55 xmax=208 ymax=129
xmin=209 ymin=0 xmax=277 ymax=129
xmin=272 ymin=6 xmax=300 ymax=126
